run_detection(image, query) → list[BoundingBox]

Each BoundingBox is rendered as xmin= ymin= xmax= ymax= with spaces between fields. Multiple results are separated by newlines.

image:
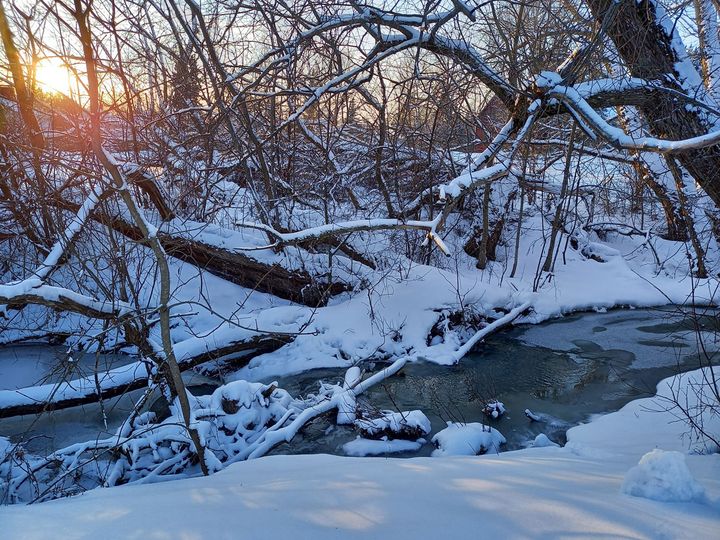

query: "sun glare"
xmin=35 ymin=58 xmax=74 ymax=96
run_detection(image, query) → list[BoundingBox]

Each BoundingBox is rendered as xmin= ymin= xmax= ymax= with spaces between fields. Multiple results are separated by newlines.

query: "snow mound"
xmin=342 ymin=436 xmax=424 ymax=456
xmin=621 ymin=449 xmax=705 ymax=503
xmin=532 ymin=433 xmax=559 ymax=448
xmin=355 ymin=410 xmax=431 ymax=440
xmin=431 ymin=422 xmax=506 ymax=456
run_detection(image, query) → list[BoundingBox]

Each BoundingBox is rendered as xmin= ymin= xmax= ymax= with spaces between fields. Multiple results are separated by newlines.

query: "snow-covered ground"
xmin=2 ymin=368 xmax=718 ymax=539
xmin=2 ymin=165 xmax=719 ymax=535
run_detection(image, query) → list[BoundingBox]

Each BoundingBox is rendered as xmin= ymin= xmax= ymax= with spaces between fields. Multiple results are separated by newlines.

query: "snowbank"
xmin=566 ymin=367 xmax=720 ymax=457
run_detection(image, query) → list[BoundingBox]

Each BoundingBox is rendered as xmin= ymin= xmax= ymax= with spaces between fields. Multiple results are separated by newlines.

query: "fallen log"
xmin=0 ymin=332 xmax=290 ymax=418
xmin=53 ymin=198 xmax=351 ymax=307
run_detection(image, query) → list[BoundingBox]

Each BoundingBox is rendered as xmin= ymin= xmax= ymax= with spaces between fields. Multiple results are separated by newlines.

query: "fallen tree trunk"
xmin=53 ymin=198 xmax=351 ymax=306
xmin=0 ymin=332 xmax=289 ymax=418
xmin=155 ymin=231 xmax=351 ymax=306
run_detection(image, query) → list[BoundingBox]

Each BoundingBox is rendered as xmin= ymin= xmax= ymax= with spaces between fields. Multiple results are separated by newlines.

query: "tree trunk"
xmin=476 ymin=186 xmax=491 ymax=269
xmin=543 ymin=126 xmax=576 ymax=272
xmin=586 ymin=0 xmax=720 ymax=206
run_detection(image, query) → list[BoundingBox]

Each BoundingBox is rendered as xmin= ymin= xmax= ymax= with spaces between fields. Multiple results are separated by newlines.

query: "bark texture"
xmin=587 ymin=0 xmax=720 ymax=206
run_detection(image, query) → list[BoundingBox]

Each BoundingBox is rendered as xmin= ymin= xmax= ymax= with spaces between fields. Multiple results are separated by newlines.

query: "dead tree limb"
xmin=53 ymin=198 xmax=351 ymax=306
xmin=0 ymin=332 xmax=289 ymax=418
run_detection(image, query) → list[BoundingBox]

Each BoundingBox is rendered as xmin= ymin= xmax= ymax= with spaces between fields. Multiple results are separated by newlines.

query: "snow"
xmin=6 ymin=202 xmax=712 ymax=413
xmin=336 ymin=392 xmax=357 ymax=425
xmin=535 ymin=70 xmax=563 ymax=88
xmin=431 ymin=421 xmax=506 ymax=456
xmin=336 ymin=366 xmax=362 ymax=424
xmin=3 ymin=1 xmax=720 ymax=533
xmin=2 ymin=99 xmax=719 ymax=534
xmin=483 ymin=400 xmax=505 ymax=419
xmin=355 ymin=410 xmax=431 ymax=440
xmin=2 ymin=367 xmax=719 ymax=539
xmin=2 ymin=183 xmax=716 ymax=436
xmin=622 ymin=449 xmax=706 ymax=503
xmin=531 ymin=433 xmax=559 ymax=448
xmin=342 ymin=436 xmax=424 ymax=456
xmin=228 ymin=235 xmax=714 ymax=383
xmin=32 ymin=184 xmax=104 ymax=282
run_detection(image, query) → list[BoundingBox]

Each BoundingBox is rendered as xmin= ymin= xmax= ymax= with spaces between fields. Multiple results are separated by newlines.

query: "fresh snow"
xmin=2 ymin=368 xmax=718 ymax=540
xmin=431 ymin=421 xmax=506 ymax=456
xmin=342 ymin=436 xmax=425 ymax=456
xmin=531 ymin=433 xmax=560 ymax=448
xmin=622 ymin=449 xmax=706 ymax=503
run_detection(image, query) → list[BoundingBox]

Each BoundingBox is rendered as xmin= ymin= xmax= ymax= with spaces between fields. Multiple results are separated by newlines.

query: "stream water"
xmin=1 ymin=307 xmax=717 ymax=457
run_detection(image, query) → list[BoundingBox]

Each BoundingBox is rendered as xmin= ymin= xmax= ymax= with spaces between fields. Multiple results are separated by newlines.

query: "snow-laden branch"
xmin=0 ymin=181 xmax=129 ymax=321
xmin=237 ymin=355 xmax=410 ymax=461
xmin=0 ymin=280 xmax=132 ymax=320
xmin=439 ymin=102 xmax=540 ymax=200
xmin=439 ymin=162 xmax=511 ymax=200
xmin=572 ymin=76 xmax=653 ymax=98
xmin=419 ymin=34 xmax=516 ymax=107
xmin=32 ymin=184 xmax=105 ymax=282
xmin=0 ymin=328 xmax=289 ymax=418
xmin=448 ymin=301 xmax=532 ymax=363
xmin=538 ymin=71 xmax=720 ymax=153
xmin=229 ymin=3 xmax=515 ymax=115
xmin=237 ymin=217 xmax=439 ymax=250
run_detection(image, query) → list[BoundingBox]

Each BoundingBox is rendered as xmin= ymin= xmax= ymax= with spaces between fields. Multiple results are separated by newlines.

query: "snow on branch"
xmin=438 ymin=103 xmax=540 ymax=200
xmin=0 ymin=279 xmax=133 ymax=321
xmin=230 ymin=2 xmax=516 ymax=120
xmin=236 ymin=217 xmax=440 ymax=250
xmin=0 ymin=328 xmax=289 ymax=418
xmin=448 ymin=301 xmax=532 ymax=363
xmin=32 ymin=184 xmax=105 ymax=282
xmin=0 ymin=182 xmax=127 ymax=321
xmin=235 ymin=356 xmax=411 ymax=462
xmin=538 ymin=72 xmax=720 ymax=153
